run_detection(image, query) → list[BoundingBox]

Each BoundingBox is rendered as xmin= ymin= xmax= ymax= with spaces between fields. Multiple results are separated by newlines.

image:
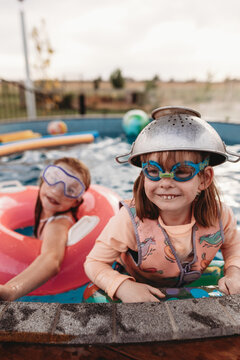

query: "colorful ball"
xmin=122 ymin=109 xmax=149 ymax=137
xmin=47 ymin=120 xmax=68 ymax=135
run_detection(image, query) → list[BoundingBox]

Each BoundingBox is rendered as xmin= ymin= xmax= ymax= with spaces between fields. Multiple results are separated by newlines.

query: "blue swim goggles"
xmin=43 ymin=165 xmax=85 ymax=198
xmin=142 ymin=158 xmax=209 ymax=182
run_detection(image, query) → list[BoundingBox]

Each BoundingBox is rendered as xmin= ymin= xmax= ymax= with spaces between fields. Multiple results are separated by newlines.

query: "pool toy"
xmin=0 ymin=130 xmax=41 ymax=143
xmin=83 ymin=260 xmax=225 ymax=303
xmin=47 ymin=120 xmax=68 ymax=135
xmin=122 ymin=109 xmax=149 ymax=137
xmin=0 ymin=131 xmax=98 ymax=157
xmin=0 ymin=180 xmax=120 ymax=296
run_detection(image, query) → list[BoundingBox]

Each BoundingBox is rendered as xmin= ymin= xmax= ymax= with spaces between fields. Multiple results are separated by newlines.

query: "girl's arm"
xmin=84 ymin=213 xmax=136 ymax=299
xmin=86 ymin=245 xmax=165 ymax=302
xmin=218 ymin=265 xmax=240 ymax=295
xmin=84 ymin=207 xmax=165 ymax=302
xmin=0 ymin=217 xmax=71 ymax=301
xmin=218 ymin=204 xmax=240 ymax=294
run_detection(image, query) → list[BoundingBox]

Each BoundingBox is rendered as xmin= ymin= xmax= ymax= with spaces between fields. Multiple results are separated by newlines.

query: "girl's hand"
xmin=218 ymin=266 xmax=240 ymax=295
xmin=115 ymin=279 xmax=165 ymax=303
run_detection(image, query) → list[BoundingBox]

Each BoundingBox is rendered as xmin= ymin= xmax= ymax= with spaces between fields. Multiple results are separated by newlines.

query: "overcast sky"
xmin=1 ymin=0 xmax=240 ymax=82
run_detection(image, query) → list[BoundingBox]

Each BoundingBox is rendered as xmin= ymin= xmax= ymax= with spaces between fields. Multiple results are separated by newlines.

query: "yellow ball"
xmin=47 ymin=120 xmax=68 ymax=135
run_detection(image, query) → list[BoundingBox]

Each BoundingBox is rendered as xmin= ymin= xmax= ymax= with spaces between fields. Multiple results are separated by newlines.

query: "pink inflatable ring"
xmin=0 ymin=181 xmax=120 ymax=296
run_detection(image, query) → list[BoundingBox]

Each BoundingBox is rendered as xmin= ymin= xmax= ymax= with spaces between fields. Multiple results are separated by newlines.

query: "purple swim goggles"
xmin=43 ymin=164 xmax=85 ymax=199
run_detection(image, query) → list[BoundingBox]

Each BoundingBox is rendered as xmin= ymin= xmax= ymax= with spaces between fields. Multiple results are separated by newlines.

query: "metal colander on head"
xmin=116 ymin=106 xmax=240 ymax=167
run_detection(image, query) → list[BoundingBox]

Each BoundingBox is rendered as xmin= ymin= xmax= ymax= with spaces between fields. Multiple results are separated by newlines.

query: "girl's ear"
xmin=198 ymin=166 xmax=214 ymax=191
xmin=74 ymin=199 xmax=81 ymax=207
xmin=73 ymin=198 xmax=83 ymax=208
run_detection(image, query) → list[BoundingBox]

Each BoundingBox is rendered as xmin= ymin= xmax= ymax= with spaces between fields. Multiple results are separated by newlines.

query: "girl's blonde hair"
xmin=133 ymin=151 xmax=222 ymax=227
xmin=34 ymin=157 xmax=91 ymax=236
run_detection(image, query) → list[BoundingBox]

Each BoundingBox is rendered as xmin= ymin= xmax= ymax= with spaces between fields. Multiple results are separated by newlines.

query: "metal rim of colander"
xmin=151 ymin=106 xmax=201 ymax=119
xmin=116 ymin=106 xmax=240 ymax=166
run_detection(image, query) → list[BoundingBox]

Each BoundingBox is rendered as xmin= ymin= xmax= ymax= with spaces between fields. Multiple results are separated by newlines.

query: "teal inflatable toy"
xmin=122 ymin=109 xmax=149 ymax=137
xmin=83 ymin=260 xmax=225 ymax=303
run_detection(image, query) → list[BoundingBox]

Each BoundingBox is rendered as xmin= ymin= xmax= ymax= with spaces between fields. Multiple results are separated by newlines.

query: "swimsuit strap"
xmin=42 ymin=215 xmax=74 ymax=225
xmin=38 ymin=215 xmax=74 ymax=239
xmin=158 ymin=221 xmax=198 ymax=286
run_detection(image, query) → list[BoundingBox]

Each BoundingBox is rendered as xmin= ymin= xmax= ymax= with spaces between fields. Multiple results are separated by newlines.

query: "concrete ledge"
xmin=0 ymin=295 xmax=240 ymax=345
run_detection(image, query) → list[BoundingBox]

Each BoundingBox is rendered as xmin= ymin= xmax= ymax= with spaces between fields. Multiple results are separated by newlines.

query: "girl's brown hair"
xmin=34 ymin=157 xmax=91 ymax=236
xmin=133 ymin=151 xmax=222 ymax=227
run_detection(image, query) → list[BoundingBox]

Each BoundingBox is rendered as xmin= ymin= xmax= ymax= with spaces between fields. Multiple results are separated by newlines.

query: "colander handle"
xmin=115 ymin=151 xmax=131 ymax=164
xmin=226 ymin=149 xmax=240 ymax=163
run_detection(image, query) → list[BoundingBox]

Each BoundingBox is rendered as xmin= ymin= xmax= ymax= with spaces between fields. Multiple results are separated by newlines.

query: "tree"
xmin=145 ymin=75 xmax=159 ymax=92
xmin=93 ymin=76 xmax=102 ymax=90
xmin=110 ymin=68 xmax=125 ymax=89
xmin=31 ymin=19 xmax=61 ymax=111
xmin=31 ymin=19 xmax=54 ymax=82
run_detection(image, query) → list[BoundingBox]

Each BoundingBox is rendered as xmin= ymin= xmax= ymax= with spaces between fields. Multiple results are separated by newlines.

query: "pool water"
xmin=0 ymin=137 xmax=239 ymax=303
xmin=0 ymin=137 xmax=239 ymax=221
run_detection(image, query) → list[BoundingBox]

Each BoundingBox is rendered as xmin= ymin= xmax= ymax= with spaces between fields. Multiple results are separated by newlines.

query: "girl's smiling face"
xmin=143 ymin=151 xmax=213 ymax=225
xmin=40 ymin=162 xmax=81 ymax=216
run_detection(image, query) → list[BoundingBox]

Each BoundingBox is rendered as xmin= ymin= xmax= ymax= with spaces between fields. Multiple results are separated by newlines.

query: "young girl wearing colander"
xmin=0 ymin=157 xmax=90 ymax=301
xmin=84 ymin=106 xmax=240 ymax=303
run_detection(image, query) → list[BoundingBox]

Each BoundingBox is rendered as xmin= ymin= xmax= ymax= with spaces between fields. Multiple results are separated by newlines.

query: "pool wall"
xmin=0 ymin=117 xmax=239 ymax=144
xmin=0 ymin=295 xmax=240 ymax=346
xmin=0 ymin=117 xmax=122 ymax=138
